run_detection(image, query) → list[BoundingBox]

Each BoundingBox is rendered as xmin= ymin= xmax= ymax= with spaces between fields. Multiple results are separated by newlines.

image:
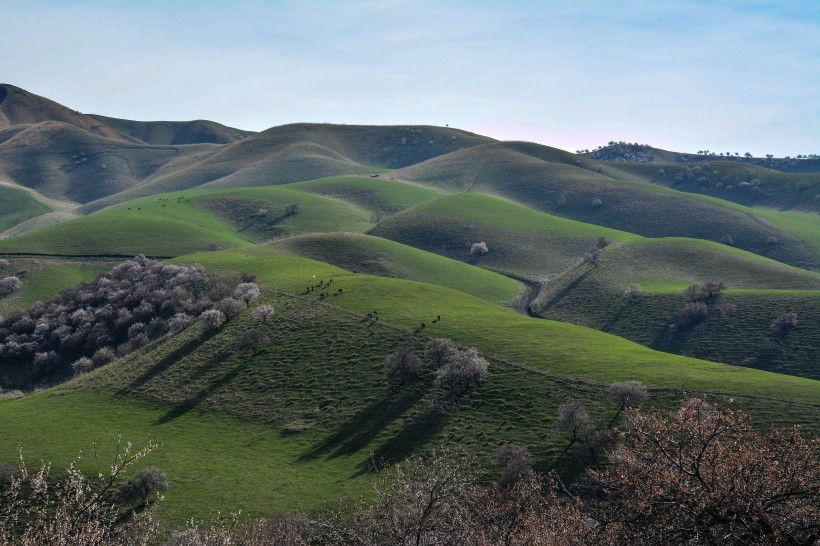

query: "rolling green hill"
xmin=0 ymin=185 xmax=51 ymax=231
xmin=267 ymin=233 xmax=522 ymax=305
xmin=2 ymin=251 xmax=817 ymax=524
xmin=0 ymin=186 xmax=379 ymax=256
xmin=394 ymin=143 xmax=820 ymax=269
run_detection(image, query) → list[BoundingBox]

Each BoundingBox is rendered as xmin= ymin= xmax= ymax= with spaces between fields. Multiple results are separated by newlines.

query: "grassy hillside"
xmin=0 ymin=185 xmax=51 ymax=231
xmin=292 ymin=176 xmax=442 ymax=214
xmin=614 ymin=160 xmax=820 ymax=212
xmin=0 ymin=121 xmax=215 ymax=203
xmin=268 ymin=233 xmax=522 ymax=304
xmin=373 ymin=192 xmax=639 ymax=278
xmin=395 ymin=144 xmax=820 ymax=269
xmin=0 ymin=256 xmax=113 ymax=314
xmin=180 ymin=250 xmax=820 ymax=403
xmin=89 ymin=114 xmax=255 ymax=145
xmin=81 ymin=124 xmax=491 ymax=213
xmin=0 ymin=186 xmax=378 ymax=256
xmin=0 ymin=84 xmax=138 ymax=142
xmin=2 ymin=256 xmax=817 ymax=524
xmin=531 ymin=238 xmax=820 ymax=378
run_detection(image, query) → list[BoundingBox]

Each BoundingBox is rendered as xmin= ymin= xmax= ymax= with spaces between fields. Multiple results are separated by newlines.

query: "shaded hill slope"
xmin=79 ymin=123 xmax=493 ymax=212
xmin=0 ymin=121 xmax=216 ymax=203
xmin=394 ymin=143 xmax=820 ymax=269
xmin=89 ymin=114 xmax=255 ymax=145
xmin=0 ymin=84 xmax=138 ymax=142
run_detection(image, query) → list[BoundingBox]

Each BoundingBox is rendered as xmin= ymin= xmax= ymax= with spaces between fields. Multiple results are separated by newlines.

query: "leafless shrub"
xmin=0 ymin=276 xmax=23 ymax=296
xmin=117 ymin=467 xmax=168 ymax=506
xmin=424 ymin=338 xmax=458 ymax=369
xmin=252 ymin=304 xmax=274 ymax=323
xmin=0 ymin=438 xmax=161 ymax=545
xmin=673 ymin=301 xmax=708 ymax=330
xmin=0 ymin=259 xmax=9 ymax=270
xmin=766 ymin=236 xmax=779 ymax=246
xmin=72 ymin=357 xmax=94 ymax=376
xmin=623 ymin=283 xmax=641 ymax=301
xmin=583 ymin=247 xmax=603 ymax=267
xmin=384 ymin=346 xmax=423 ymax=385
xmin=238 ymin=328 xmax=271 ymax=355
xmin=234 ymin=282 xmax=260 ymax=307
xmin=470 ymin=241 xmax=489 ymax=256
xmin=491 ymin=444 xmax=533 ymax=488
xmin=771 ymin=312 xmax=798 ymax=337
xmin=434 ymin=347 xmax=488 ymax=395
xmin=201 ymin=309 xmax=225 ymax=332
xmin=719 ymin=233 xmax=735 ymax=246
xmin=590 ymin=198 xmax=603 ymax=208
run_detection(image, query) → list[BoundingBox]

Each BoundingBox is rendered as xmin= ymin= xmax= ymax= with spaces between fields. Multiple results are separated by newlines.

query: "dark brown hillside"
xmin=89 ymin=114 xmax=255 ymax=145
xmin=0 ymin=84 xmax=140 ymax=143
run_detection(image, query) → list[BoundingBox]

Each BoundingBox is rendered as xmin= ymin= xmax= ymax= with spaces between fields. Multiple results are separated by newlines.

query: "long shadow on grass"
xmin=117 ymin=335 xmax=203 ymax=395
xmin=298 ymin=384 xmax=429 ymax=462
xmin=155 ymin=358 xmax=247 ymax=424
xmin=351 ymin=405 xmax=449 ymax=477
xmin=538 ymin=269 xmax=592 ymax=311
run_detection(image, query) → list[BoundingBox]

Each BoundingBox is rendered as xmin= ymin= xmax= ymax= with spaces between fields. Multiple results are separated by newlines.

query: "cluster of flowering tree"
xmin=0 ymin=256 xmax=257 ymax=389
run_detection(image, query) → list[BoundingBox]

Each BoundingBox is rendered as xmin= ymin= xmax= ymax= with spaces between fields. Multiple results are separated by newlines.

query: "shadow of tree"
xmin=298 ymin=383 xmax=429 ymax=462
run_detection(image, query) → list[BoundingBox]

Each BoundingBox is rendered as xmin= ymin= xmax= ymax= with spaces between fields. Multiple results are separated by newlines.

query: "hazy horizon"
xmin=4 ymin=0 xmax=819 ymax=156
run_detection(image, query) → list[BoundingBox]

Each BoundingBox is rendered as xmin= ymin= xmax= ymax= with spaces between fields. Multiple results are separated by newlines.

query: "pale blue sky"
xmin=4 ymin=0 xmax=819 ymax=156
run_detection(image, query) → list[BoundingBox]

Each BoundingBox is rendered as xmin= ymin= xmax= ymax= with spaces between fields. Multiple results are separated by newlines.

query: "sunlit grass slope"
xmin=0 ymin=256 xmax=114 ymax=314
xmin=292 ymin=175 xmax=441 ymax=214
xmin=373 ymin=192 xmax=641 ymax=278
xmin=395 ymin=144 xmax=820 ymax=269
xmin=268 ymin=232 xmax=521 ymax=304
xmin=181 ymin=250 xmax=820 ymax=403
xmin=0 ymin=185 xmax=51 ymax=231
xmin=0 ymin=186 xmax=374 ymax=256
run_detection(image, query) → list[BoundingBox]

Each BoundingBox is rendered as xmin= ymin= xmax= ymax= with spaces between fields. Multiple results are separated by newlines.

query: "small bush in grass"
xmin=766 ymin=236 xmax=779 ymax=246
xmin=238 ymin=329 xmax=271 ymax=355
xmin=169 ymin=312 xmax=193 ymax=332
xmin=607 ymin=381 xmax=648 ymax=426
xmin=384 ymin=346 xmax=423 ymax=385
xmin=216 ymin=297 xmax=245 ymax=318
xmin=673 ymin=301 xmax=708 ymax=330
xmin=252 ymin=304 xmax=274 ymax=323
xmin=234 ymin=282 xmax=260 ymax=307
xmin=470 ymin=241 xmax=489 ymax=256
xmin=623 ymin=283 xmax=641 ymax=301
xmin=719 ymin=233 xmax=735 ymax=246
xmin=590 ymin=198 xmax=603 ymax=208
xmin=771 ymin=312 xmax=798 ymax=337
xmin=117 ymin=467 xmax=168 ymax=506
xmin=201 ymin=309 xmax=225 ymax=332
xmin=424 ymin=338 xmax=459 ymax=369
xmin=0 ymin=461 xmax=16 ymax=484
xmin=435 ymin=347 xmax=488 ymax=395
xmin=583 ymin=247 xmax=603 ymax=267
xmin=0 ymin=276 xmax=22 ymax=297
xmin=71 ymin=357 xmax=94 ymax=376
xmin=0 ymin=259 xmax=8 ymax=270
